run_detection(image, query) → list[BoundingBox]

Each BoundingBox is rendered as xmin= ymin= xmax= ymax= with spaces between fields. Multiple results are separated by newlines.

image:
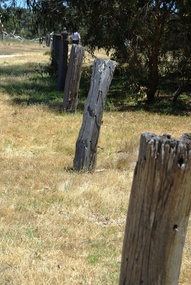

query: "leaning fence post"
xmin=63 ymin=44 xmax=85 ymax=112
xmin=73 ymin=58 xmax=116 ymax=171
xmin=119 ymin=132 xmax=191 ymax=285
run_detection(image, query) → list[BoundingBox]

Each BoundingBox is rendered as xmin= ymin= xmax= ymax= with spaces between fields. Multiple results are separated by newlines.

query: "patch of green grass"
xmin=86 ymin=237 xmax=121 ymax=284
xmin=0 ymin=63 xmax=64 ymax=109
xmin=25 ymin=227 xmax=39 ymax=239
xmin=87 ymin=238 xmax=118 ymax=265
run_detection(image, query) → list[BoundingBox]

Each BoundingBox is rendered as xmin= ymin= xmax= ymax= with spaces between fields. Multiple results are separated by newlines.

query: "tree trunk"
xmin=172 ymin=81 xmax=189 ymax=103
xmin=119 ymin=132 xmax=191 ymax=285
xmin=146 ymin=2 xmax=162 ymax=103
xmin=147 ymin=49 xmax=159 ymax=102
xmin=73 ymin=58 xmax=116 ymax=171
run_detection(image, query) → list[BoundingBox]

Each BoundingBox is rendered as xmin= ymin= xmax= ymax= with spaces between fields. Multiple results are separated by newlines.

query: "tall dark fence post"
xmin=73 ymin=58 xmax=116 ymax=171
xmin=57 ymin=39 xmax=68 ymax=91
xmin=51 ymin=34 xmax=60 ymax=75
xmin=119 ymin=132 xmax=191 ymax=285
xmin=45 ymin=33 xmax=51 ymax=47
xmin=63 ymin=44 xmax=85 ymax=112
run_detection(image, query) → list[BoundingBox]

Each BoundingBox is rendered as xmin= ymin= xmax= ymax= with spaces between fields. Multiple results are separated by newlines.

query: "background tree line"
xmin=1 ymin=0 xmax=191 ymax=105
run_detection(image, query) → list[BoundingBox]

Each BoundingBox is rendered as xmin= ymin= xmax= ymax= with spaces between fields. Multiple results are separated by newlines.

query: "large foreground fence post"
xmin=73 ymin=58 xmax=116 ymax=171
xmin=119 ymin=132 xmax=191 ymax=285
xmin=63 ymin=44 xmax=85 ymax=112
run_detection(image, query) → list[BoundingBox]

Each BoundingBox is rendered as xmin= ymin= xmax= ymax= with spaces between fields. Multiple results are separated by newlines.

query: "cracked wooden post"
xmin=119 ymin=132 xmax=191 ymax=285
xmin=63 ymin=44 xmax=85 ymax=112
xmin=73 ymin=58 xmax=116 ymax=171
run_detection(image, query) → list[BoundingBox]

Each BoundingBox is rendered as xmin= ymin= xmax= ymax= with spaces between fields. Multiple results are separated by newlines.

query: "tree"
xmin=171 ymin=0 xmax=191 ymax=102
xmin=1 ymin=0 xmax=69 ymax=36
xmin=22 ymin=0 xmax=70 ymax=35
xmin=65 ymin=0 xmax=191 ymax=102
xmin=0 ymin=6 xmax=33 ymax=37
xmin=32 ymin=0 xmax=68 ymax=34
xmin=19 ymin=1 xmax=191 ymax=102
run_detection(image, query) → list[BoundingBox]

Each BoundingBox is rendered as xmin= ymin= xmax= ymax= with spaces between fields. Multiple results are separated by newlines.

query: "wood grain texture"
xmin=119 ymin=133 xmax=191 ymax=285
xmin=63 ymin=44 xmax=85 ymax=112
xmin=73 ymin=58 xmax=116 ymax=171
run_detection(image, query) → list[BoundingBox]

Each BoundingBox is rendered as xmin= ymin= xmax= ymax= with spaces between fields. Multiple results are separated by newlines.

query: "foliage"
xmin=0 ymin=5 xmax=36 ymax=38
xmin=1 ymin=1 xmax=191 ymax=105
xmin=31 ymin=0 xmax=68 ymax=35
xmin=0 ymin=1 xmax=69 ymax=37
xmin=64 ymin=0 xmax=191 ymax=102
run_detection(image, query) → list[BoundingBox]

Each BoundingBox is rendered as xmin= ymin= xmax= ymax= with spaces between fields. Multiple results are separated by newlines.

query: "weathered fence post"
xmin=57 ymin=39 xmax=68 ymax=91
xmin=119 ymin=132 xmax=191 ymax=285
xmin=73 ymin=58 xmax=116 ymax=171
xmin=51 ymin=33 xmax=60 ymax=75
xmin=63 ymin=44 xmax=85 ymax=112
xmin=45 ymin=33 xmax=51 ymax=47
xmin=0 ymin=17 xmax=5 ymax=42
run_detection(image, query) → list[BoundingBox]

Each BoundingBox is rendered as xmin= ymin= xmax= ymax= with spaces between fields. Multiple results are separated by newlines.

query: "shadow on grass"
xmin=0 ymin=63 xmax=190 ymax=116
xmin=107 ymin=72 xmax=191 ymax=116
xmin=0 ymin=63 xmax=65 ymax=111
xmin=113 ymin=96 xmax=191 ymax=116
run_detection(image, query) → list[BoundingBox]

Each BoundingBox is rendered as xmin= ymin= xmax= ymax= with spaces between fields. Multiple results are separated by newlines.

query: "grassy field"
xmin=0 ymin=40 xmax=190 ymax=285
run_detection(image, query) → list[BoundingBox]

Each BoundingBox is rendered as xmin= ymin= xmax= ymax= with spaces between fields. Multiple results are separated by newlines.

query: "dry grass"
xmin=0 ymin=41 xmax=190 ymax=285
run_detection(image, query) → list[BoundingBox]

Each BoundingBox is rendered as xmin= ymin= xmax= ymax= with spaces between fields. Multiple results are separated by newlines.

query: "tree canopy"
xmin=1 ymin=0 xmax=191 ymax=102
xmin=64 ymin=0 xmax=191 ymax=101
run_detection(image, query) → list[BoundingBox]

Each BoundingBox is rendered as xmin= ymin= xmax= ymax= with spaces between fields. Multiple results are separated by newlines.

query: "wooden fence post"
xmin=51 ymin=34 xmax=60 ymax=75
xmin=73 ymin=58 xmax=116 ymax=171
xmin=119 ymin=132 xmax=191 ymax=285
xmin=57 ymin=39 xmax=68 ymax=91
xmin=63 ymin=44 xmax=85 ymax=112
